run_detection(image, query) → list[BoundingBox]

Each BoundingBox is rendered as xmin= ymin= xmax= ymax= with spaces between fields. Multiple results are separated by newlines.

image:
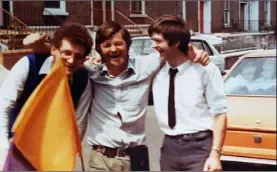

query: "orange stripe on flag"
xmin=12 ymin=58 xmax=82 ymax=171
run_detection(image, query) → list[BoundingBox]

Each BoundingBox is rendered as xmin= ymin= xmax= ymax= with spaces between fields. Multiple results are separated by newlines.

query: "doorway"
xmin=240 ymin=2 xmax=249 ymax=31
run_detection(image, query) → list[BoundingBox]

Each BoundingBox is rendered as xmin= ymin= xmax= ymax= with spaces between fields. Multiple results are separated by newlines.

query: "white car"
xmin=130 ymin=35 xmax=226 ymax=75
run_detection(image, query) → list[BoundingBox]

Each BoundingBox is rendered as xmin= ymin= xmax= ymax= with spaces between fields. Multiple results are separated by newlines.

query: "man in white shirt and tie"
xmin=149 ymin=15 xmax=228 ymax=171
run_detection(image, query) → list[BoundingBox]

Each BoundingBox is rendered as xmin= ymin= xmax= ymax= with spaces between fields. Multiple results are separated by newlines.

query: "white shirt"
xmin=84 ymin=52 xmax=162 ymax=148
xmin=152 ymin=60 xmax=227 ymax=136
xmin=0 ymin=56 xmax=92 ymax=151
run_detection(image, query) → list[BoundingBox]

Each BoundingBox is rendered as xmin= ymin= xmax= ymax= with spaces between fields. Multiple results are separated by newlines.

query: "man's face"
xmin=99 ymin=32 xmax=128 ymax=68
xmin=151 ymin=33 xmax=176 ymax=60
xmin=51 ymin=39 xmax=86 ymax=77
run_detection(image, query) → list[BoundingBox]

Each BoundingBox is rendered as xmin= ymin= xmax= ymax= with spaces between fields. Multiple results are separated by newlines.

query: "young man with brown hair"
xmin=0 ymin=22 xmax=93 ymax=170
xmin=149 ymin=14 xmax=227 ymax=171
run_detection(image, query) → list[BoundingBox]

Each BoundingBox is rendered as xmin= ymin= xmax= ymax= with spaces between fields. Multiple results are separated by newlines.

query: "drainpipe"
xmin=182 ymin=0 xmax=186 ymax=21
xmin=9 ymin=1 xmax=13 ymax=16
xmin=111 ymin=0 xmax=115 ymax=21
xmin=248 ymin=0 xmax=251 ymax=31
xmin=102 ymin=1 xmax=106 ymax=23
xmin=199 ymin=1 xmax=204 ymax=33
xmin=90 ymin=1 xmax=93 ymax=26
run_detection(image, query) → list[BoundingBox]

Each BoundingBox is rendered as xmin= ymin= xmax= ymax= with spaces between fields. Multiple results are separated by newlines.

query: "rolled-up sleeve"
xmin=75 ymin=79 xmax=93 ymax=141
xmin=84 ymin=61 xmax=102 ymax=79
xmin=205 ymin=65 xmax=227 ymax=116
xmin=0 ymin=57 xmax=29 ymax=151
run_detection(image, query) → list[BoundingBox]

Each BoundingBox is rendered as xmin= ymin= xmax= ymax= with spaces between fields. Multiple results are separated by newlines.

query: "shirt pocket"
xmin=121 ymin=83 xmax=149 ymax=106
xmin=178 ymin=89 xmax=204 ymax=109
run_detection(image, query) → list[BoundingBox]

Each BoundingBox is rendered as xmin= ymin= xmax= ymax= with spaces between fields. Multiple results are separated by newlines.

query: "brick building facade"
xmin=0 ymin=1 xmax=276 ymax=33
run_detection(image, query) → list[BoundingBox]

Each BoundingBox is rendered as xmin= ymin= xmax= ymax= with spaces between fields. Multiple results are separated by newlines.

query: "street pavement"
xmin=75 ymin=105 xmax=277 ymax=171
xmin=75 ymin=106 xmax=164 ymax=171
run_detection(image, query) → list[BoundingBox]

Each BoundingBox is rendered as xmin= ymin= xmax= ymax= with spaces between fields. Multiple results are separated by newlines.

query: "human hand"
xmin=23 ymin=32 xmax=51 ymax=53
xmin=86 ymin=55 xmax=102 ymax=64
xmin=0 ymin=149 xmax=8 ymax=170
xmin=187 ymin=44 xmax=210 ymax=66
xmin=203 ymin=156 xmax=222 ymax=171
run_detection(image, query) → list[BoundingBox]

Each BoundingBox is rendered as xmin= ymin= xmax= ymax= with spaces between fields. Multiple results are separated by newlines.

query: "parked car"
xmin=130 ymin=35 xmax=226 ymax=75
xmin=222 ymin=49 xmax=276 ymax=168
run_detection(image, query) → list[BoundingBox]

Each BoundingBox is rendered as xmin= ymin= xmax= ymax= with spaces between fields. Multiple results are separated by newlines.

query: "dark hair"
xmin=52 ymin=22 xmax=93 ymax=57
xmin=95 ymin=21 xmax=131 ymax=55
xmin=148 ymin=14 xmax=191 ymax=55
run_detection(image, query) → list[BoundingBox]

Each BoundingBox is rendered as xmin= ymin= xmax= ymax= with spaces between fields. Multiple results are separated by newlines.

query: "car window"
xmin=190 ymin=40 xmax=204 ymax=51
xmin=202 ymin=41 xmax=213 ymax=56
xmin=130 ymin=39 xmax=143 ymax=54
xmin=190 ymin=40 xmax=213 ymax=56
xmin=143 ymin=39 xmax=156 ymax=54
xmin=224 ymin=57 xmax=276 ymax=96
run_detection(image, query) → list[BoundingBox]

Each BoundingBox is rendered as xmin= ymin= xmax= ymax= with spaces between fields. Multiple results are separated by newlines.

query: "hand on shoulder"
xmin=23 ymin=32 xmax=51 ymax=53
xmin=187 ymin=44 xmax=210 ymax=66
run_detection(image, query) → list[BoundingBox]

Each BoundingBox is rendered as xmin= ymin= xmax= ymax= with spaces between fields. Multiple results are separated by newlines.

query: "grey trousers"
xmin=160 ymin=134 xmax=212 ymax=171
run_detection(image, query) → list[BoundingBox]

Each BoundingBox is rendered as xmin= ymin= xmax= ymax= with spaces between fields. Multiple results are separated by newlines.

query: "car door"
xmin=223 ymin=56 xmax=277 ymax=163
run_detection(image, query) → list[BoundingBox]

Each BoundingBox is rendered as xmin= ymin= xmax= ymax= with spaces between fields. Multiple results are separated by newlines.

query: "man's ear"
xmin=50 ymin=45 xmax=59 ymax=57
xmin=174 ymin=41 xmax=180 ymax=48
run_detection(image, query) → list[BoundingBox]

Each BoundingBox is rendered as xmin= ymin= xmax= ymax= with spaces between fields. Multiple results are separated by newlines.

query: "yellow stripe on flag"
xmin=12 ymin=58 xmax=82 ymax=171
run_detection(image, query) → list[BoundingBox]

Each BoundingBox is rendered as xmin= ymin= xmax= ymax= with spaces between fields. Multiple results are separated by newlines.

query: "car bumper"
xmin=221 ymin=155 xmax=276 ymax=166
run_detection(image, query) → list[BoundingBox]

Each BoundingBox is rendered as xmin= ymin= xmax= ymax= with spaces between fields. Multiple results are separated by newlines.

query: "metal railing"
xmin=16 ymin=6 xmax=64 ymax=36
xmin=229 ymin=19 xmax=274 ymax=32
xmin=0 ymin=6 xmax=65 ymax=50
xmin=0 ymin=7 xmax=34 ymax=50
xmin=90 ymin=7 xmax=153 ymax=36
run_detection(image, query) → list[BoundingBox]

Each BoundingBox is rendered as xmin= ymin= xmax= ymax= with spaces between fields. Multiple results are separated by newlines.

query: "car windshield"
xmin=130 ymin=38 xmax=156 ymax=55
xmin=130 ymin=39 xmax=144 ymax=54
xmin=224 ymin=57 xmax=276 ymax=96
xmin=144 ymin=39 xmax=156 ymax=54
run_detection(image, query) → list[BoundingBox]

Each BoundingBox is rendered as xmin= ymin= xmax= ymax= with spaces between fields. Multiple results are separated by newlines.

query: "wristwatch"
xmin=211 ymin=146 xmax=222 ymax=154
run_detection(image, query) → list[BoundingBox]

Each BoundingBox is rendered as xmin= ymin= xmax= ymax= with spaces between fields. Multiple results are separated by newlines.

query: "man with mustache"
xmin=19 ymin=20 xmax=210 ymax=171
xmin=0 ymin=22 xmax=93 ymax=170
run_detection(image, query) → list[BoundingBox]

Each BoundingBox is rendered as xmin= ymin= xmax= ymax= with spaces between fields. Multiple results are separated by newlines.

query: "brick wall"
xmin=259 ymin=1 xmax=265 ymax=21
xmin=13 ymin=1 xmax=45 ymax=25
xmin=0 ymin=49 xmax=32 ymax=70
xmin=211 ymin=1 xmax=224 ymax=33
xmin=66 ymin=1 xmax=91 ymax=25
xmin=185 ymin=1 xmax=198 ymax=32
xmin=13 ymin=2 xmax=91 ymax=26
xmin=146 ymin=1 xmax=182 ymax=19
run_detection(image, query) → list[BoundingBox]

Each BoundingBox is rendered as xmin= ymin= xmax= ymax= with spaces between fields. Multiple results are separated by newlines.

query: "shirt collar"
xmin=39 ymin=56 xmax=54 ymax=74
xmin=165 ymin=60 xmax=191 ymax=75
xmin=101 ymin=59 xmax=136 ymax=76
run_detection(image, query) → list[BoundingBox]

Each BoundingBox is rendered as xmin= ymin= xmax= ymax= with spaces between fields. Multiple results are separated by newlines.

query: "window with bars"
xmin=223 ymin=1 xmax=230 ymax=26
xmin=43 ymin=1 xmax=68 ymax=16
xmin=44 ymin=1 xmax=60 ymax=8
xmin=130 ymin=1 xmax=145 ymax=15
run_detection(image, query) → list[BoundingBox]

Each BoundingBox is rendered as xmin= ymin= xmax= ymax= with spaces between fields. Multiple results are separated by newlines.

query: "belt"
xmin=165 ymin=130 xmax=212 ymax=141
xmin=92 ymin=145 xmax=129 ymax=158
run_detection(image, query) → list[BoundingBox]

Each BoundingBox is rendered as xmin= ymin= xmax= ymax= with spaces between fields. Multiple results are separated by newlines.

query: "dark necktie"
xmin=168 ymin=68 xmax=178 ymax=129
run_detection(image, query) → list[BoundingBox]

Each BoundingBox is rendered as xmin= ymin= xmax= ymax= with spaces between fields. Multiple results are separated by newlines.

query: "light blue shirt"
xmin=84 ymin=52 xmax=162 ymax=148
